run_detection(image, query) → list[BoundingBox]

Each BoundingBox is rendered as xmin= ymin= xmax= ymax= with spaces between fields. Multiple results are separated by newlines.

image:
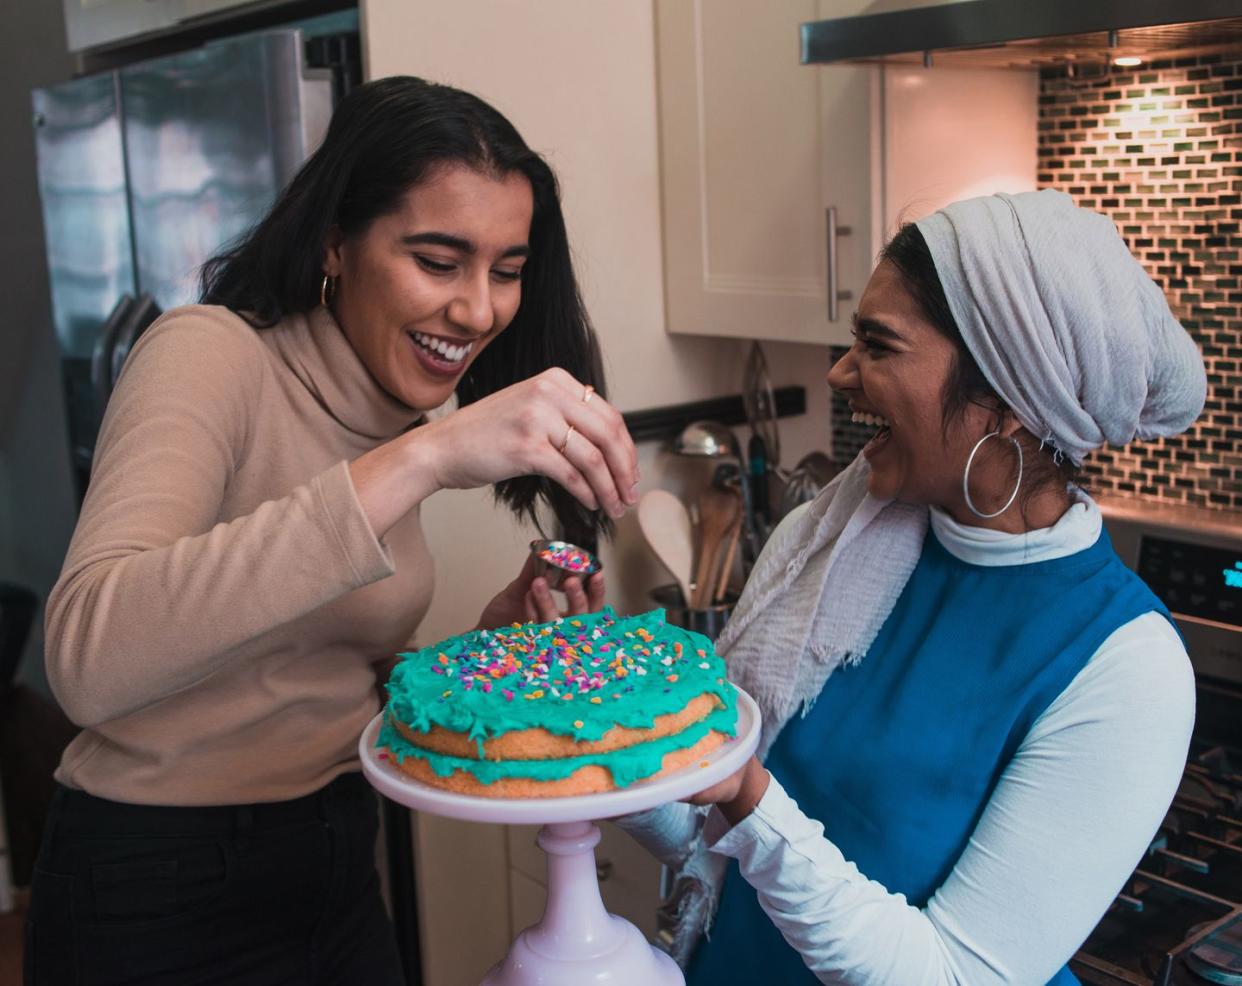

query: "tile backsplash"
xmin=831 ymin=52 xmax=1242 ymax=511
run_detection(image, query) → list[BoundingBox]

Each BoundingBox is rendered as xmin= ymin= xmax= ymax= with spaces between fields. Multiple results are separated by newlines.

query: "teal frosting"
xmin=380 ymin=607 xmax=738 ymax=787
xmin=379 ymin=707 xmax=737 ymax=787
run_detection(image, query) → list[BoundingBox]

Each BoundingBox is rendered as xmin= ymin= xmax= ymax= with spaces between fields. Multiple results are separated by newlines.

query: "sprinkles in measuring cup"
xmin=529 ymin=539 xmax=602 ymax=589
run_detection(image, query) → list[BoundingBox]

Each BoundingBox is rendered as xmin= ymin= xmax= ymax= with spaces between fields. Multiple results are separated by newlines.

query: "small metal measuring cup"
xmin=529 ymin=539 xmax=603 ymax=591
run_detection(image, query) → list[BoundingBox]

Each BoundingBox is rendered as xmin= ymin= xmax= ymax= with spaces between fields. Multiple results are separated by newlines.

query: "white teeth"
xmin=413 ymin=331 xmax=472 ymax=364
xmin=851 ymin=411 xmax=889 ymax=428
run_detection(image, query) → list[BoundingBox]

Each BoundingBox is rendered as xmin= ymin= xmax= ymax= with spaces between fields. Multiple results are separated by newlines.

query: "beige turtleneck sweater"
xmin=46 ymin=304 xmax=435 ymax=806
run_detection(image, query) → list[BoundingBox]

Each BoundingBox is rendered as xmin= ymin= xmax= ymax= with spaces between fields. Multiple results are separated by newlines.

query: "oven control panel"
xmin=1100 ymin=497 xmax=1242 ymax=686
xmin=1136 ymin=535 xmax=1242 ymax=629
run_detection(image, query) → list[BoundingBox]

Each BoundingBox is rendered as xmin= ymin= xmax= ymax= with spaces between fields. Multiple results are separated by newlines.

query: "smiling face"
xmin=323 ymin=162 xmax=534 ymax=411
xmin=826 ymin=259 xmax=1002 ymax=509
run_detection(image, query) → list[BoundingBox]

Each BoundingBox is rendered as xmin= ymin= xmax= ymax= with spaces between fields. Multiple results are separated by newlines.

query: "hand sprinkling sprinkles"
xmin=376 ymin=607 xmax=738 ymax=798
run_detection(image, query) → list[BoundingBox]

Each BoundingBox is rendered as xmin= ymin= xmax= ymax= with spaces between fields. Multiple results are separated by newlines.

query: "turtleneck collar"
xmin=270 ymin=305 xmax=423 ymax=441
xmin=929 ymin=490 xmax=1101 ymax=567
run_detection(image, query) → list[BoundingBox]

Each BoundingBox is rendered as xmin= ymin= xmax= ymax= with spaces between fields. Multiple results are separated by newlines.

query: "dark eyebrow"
xmin=851 ymin=312 xmax=905 ymax=344
xmin=402 ymin=231 xmax=530 ymax=260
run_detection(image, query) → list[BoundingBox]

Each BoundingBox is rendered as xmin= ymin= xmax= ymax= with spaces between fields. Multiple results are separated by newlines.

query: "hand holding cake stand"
xmin=359 ymin=684 xmax=760 ymax=986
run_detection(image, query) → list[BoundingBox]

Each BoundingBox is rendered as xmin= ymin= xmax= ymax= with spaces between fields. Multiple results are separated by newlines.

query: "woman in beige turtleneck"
xmin=26 ymin=76 xmax=638 ymax=986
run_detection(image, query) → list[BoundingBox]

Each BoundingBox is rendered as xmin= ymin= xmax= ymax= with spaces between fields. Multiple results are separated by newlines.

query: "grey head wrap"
xmin=916 ymin=188 xmax=1206 ymax=464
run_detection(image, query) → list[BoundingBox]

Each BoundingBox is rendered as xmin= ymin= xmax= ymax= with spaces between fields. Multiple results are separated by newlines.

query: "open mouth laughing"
xmin=407 ymin=330 xmax=476 ymax=378
xmin=851 ymin=408 xmax=893 ymax=457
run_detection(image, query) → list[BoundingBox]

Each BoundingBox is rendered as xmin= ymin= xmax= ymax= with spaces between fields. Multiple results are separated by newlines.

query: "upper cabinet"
xmin=656 ymin=0 xmax=871 ymax=347
xmin=62 ymin=0 xmax=289 ymax=52
xmin=64 ymin=0 xmax=187 ymax=52
xmin=655 ymin=0 xmax=1038 ymax=346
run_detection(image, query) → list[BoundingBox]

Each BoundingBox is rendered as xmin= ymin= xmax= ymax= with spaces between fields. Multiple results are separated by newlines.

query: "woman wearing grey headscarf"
xmin=618 ymin=190 xmax=1206 ymax=985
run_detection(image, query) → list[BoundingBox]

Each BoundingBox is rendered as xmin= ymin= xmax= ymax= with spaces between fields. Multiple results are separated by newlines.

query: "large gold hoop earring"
xmin=962 ymin=431 xmax=1023 ymax=519
xmin=320 ymin=275 xmax=336 ymax=307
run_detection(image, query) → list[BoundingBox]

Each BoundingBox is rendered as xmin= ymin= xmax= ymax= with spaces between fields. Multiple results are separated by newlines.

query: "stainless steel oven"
xmin=1072 ymin=498 xmax=1242 ymax=985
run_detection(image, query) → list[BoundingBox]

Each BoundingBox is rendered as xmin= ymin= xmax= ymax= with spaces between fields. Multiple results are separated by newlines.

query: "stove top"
xmin=1077 ymin=501 xmax=1242 ymax=983
xmin=1185 ymin=917 xmax=1242 ymax=985
xmin=1072 ymin=692 xmax=1242 ymax=985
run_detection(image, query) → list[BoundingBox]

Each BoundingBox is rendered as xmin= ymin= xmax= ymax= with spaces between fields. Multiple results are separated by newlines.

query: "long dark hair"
xmin=200 ymin=76 xmax=608 ymax=546
xmin=880 ymin=223 xmax=1081 ymax=506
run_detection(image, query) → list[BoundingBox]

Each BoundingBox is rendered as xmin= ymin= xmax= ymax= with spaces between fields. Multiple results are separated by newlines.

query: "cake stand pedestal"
xmin=359 ymin=685 xmax=760 ymax=986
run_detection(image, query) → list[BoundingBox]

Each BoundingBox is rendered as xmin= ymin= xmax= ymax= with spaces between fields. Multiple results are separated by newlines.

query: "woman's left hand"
xmin=683 ymin=755 xmax=771 ymax=826
xmin=476 ymin=553 xmax=606 ymax=630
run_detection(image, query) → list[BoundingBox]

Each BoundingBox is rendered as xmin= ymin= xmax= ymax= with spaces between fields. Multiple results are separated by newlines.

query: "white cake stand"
xmin=359 ymin=685 xmax=760 ymax=986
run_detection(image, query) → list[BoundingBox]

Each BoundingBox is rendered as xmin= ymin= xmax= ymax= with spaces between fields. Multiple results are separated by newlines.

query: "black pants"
xmin=24 ymin=772 xmax=406 ymax=986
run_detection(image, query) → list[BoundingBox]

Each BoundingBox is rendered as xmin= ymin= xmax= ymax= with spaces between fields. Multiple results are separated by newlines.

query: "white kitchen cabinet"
xmin=63 ymin=0 xmax=187 ymax=52
xmin=656 ymin=0 xmax=1037 ymax=346
xmin=180 ymin=0 xmax=267 ymax=18
xmin=61 ymin=0 xmax=293 ymax=52
xmin=413 ymin=813 xmax=512 ymax=986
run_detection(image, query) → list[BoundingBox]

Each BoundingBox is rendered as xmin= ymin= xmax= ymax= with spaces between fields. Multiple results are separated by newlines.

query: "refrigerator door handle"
xmin=91 ymin=294 xmax=135 ymax=425
xmin=109 ymin=293 xmax=162 ymax=392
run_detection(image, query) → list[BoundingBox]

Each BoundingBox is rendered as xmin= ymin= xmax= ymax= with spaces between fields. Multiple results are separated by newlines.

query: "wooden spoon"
xmin=713 ymin=497 xmax=744 ymax=603
xmin=637 ymin=490 xmax=695 ymax=606
xmin=691 ymin=486 xmax=742 ymax=610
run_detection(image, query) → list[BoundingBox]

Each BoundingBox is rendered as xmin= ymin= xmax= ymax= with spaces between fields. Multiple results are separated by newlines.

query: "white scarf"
xmin=717 ymin=455 xmax=926 ymax=757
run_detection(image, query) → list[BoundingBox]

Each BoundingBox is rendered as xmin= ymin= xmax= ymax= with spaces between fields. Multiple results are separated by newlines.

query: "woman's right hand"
xmin=420 ymin=367 xmax=639 ymax=519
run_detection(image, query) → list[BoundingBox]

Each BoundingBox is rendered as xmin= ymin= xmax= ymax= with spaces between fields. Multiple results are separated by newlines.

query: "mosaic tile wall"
xmin=830 ymin=52 xmax=1242 ymax=511
xmin=1039 ymin=52 xmax=1241 ymax=510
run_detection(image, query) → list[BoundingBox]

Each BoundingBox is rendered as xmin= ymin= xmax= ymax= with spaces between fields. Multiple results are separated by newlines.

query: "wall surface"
xmin=0 ymin=0 xmax=81 ymax=691
xmin=1039 ymin=53 xmax=1242 ymax=510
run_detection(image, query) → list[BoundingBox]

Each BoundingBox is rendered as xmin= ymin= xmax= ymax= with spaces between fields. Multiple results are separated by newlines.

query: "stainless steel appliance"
xmin=1079 ymin=499 xmax=1242 ymax=985
xmin=800 ymin=0 xmax=1242 ymax=70
xmin=31 ymin=19 xmax=356 ymax=501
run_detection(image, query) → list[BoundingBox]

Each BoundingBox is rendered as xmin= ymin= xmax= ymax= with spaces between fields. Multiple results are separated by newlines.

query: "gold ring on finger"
xmin=559 ymin=424 xmax=576 ymax=454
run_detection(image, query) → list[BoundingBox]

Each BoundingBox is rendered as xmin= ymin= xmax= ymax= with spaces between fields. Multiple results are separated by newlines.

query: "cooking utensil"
xmin=691 ymin=485 xmax=742 ymax=610
xmin=747 ymin=433 xmax=769 ymax=530
xmin=712 ymin=462 xmax=762 ymax=572
xmin=777 ymin=452 xmax=840 ymax=521
xmin=671 ymin=420 xmax=743 ymax=461
xmin=529 ymin=539 xmax=602 ymax=591
xmin=649 ymin=584 xmax=735 ymax=640
xmin=713 ymin=496 xmax=744 ymax=604
xmin=637 ymin=490 xmax=695 ymax=607
xmin=742 ymin=341 xmax=780 ymax=467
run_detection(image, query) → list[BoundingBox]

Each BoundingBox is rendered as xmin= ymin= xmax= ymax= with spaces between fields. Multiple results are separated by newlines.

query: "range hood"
xmin=802 ymin=0 xmax=1242 ymax=70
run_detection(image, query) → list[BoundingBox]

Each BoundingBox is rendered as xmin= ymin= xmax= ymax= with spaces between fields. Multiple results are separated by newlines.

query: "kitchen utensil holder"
xmin=650 ymin=584 xmax=736 ymax=641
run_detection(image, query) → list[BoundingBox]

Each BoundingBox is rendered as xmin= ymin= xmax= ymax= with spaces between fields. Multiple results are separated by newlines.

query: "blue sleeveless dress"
xmin=688 ymin=525 xmax=1170 ymax=985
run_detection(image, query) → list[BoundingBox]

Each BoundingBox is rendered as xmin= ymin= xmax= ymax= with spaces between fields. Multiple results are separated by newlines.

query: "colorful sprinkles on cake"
xmin=424 ymin=610 xmax=692 ymax=707
xmin=381 ymin=607 xmax=738 ymax=783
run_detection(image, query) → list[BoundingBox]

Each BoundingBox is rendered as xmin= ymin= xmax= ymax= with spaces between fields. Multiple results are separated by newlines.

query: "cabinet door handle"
xmin=826 ymin=207 xmax=853 ymax=322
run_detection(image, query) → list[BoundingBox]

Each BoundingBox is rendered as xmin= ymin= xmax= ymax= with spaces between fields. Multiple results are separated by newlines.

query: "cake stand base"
xmin=480 ymin=820 xmax=683 ymax=986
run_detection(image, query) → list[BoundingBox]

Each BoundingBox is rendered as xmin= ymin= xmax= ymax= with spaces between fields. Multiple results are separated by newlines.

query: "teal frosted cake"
xmin=378 ymin=607 xmax=737 ymax=798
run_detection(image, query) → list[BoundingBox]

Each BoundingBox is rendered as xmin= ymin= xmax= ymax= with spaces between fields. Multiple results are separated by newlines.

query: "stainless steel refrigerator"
xmin=31 ymin=25 xmax=348 ymax=502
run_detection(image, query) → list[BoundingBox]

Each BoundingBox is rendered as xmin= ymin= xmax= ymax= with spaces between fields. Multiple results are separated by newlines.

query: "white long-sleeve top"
xmin=632 ymin=497 xmax=1194 ymax=984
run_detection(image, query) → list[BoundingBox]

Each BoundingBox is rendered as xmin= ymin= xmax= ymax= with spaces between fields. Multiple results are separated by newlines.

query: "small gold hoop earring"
xmin=320 ymin=275 xmax=335 ymax=307
xmin=962 ymin=430 xmax=1023 ymax=519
